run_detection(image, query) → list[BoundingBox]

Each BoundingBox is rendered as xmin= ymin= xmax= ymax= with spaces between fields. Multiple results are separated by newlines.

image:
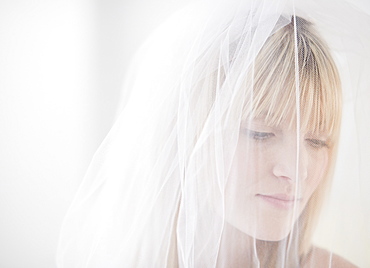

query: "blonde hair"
xmin=248 ymin=17 xmax=341 ymax=135
xmin=247 ymin=16 xmax=342 ymax=260
xmin=169 ymin=16 xmax=342 ymax=267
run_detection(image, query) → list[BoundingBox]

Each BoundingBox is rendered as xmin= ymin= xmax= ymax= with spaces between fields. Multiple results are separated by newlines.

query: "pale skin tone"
xmin=217 ymin=223 xmax=357 ymax=267
xmin=169 ymin=116 xmax=356 ymax=267
xmin=218 ymin=116 xmax=357 ymax=267
xmin=225 ymin=116 xmax=329 ymax=241
xmin=169 ymin=116 xmax=355 ymax=267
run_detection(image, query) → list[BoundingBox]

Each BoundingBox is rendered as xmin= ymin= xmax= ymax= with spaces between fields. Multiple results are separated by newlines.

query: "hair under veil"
xmin=57 ymin=0 xmax=370 ymax=267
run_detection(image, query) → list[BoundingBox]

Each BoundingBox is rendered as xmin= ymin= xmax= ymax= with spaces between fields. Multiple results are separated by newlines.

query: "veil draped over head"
xmin=57 ymin=0 xmax=370 ymax=267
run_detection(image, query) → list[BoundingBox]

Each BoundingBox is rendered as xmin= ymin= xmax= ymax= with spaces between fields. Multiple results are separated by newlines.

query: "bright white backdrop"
xmin=0 ymin=1 xmax=192 ymax=267
xmin=0 ymin=0 xmax=368 ymax=267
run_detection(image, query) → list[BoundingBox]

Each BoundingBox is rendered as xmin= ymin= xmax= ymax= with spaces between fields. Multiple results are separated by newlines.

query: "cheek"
xmin=225 ymin=141 xmax=271 ymax=215
xmin=231 ymin=141 xmax=268 ymax=188
xmin=306 ymin=150 xmax=329 ymax=195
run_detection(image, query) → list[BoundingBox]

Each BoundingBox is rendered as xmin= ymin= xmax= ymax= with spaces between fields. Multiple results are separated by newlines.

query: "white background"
xmin=0 ymin=0 xmax=368 ymax=267
xmin=0 ymin=1 xmax=191 ymax=267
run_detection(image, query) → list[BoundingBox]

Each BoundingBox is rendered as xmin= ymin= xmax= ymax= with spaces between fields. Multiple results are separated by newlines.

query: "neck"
xmin=217 ymin=222 xmax=301 ymax=267
xmin=216 ymin=222 xmax=257 ymax=267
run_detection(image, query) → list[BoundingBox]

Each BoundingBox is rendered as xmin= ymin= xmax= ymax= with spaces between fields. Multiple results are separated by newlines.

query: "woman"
xmin=217 ymin=16 xmax=343 ymax=267
xmin=57 ymin=0 xmax=370 ymax=267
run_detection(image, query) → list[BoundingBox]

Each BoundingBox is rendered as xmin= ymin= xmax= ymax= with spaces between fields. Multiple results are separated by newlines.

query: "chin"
xmin=226 ymin=212 xmax=297 ymax=242
xmin=252 ymin=224 xmax=292 ymax=241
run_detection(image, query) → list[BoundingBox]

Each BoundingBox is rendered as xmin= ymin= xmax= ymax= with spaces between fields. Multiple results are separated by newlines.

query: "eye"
xmin=245 ymin=130 xmax=275 ymax=141
xmin=305 ymin=138 xmax=329 ymax=149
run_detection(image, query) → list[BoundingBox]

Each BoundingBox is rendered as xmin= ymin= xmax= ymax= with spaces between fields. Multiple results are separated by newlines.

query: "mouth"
xmin=256 ymin=194 xmax=302 ymax=210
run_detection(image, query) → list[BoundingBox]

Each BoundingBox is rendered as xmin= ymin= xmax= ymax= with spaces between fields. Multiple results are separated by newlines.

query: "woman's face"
xmin=225 ymin=116 xmax=330 ymax=241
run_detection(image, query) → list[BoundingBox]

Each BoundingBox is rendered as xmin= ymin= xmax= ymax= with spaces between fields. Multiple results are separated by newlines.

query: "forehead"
xmin=244 ymin=61 xmax=339 ymax=136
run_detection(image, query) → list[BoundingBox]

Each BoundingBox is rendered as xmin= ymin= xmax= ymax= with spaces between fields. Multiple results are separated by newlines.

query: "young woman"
xmin=57 ymin=0 xmax=370 ymax=267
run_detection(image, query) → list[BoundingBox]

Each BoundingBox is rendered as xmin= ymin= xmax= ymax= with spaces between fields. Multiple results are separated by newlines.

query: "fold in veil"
xmin=57 ymin=0 xmax=370 ymax=267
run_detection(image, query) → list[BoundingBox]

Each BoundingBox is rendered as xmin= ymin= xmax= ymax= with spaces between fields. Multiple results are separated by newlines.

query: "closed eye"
xmin=306 ymin=138 xmax=329 ymax=149
xmin=245 ymin=130 xmax=275 ymax=141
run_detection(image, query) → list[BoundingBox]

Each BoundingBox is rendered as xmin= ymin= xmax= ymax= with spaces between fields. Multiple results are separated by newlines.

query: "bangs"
xmin=242 ymin=16 xmax=341 ymax=139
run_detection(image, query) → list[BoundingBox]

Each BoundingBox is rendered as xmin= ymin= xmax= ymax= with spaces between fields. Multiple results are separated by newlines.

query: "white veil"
xmin=57 ymin=0 xmax=370 ymax=267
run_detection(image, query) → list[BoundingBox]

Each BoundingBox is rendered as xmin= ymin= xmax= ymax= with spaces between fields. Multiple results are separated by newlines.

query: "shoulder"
xmin=302 ymin=246 xmax=358 ymax=268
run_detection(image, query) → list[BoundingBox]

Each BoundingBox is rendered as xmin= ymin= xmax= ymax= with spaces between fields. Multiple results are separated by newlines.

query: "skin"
xmin=225 ymin=116 xmax=330 ymax=241
xmin=302 ymin=246 xmax=358 ymax=268
xmin=172 ymin=116 xmax=356 ymax=267
xmin=216 ymin=226 xmax=358 ymax=267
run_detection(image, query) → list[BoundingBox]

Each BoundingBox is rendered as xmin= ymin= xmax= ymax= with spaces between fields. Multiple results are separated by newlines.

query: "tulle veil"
xmin=57 ymin=0 xmax=370 ymax=267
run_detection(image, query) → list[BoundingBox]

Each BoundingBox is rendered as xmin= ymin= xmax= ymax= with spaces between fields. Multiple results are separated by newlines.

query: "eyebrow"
xmin=240 ymin=117 xmax=283 ymax=131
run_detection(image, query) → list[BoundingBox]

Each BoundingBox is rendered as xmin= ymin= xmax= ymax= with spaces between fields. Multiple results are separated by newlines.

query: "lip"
xmin=257 ymin=194 xmax=302 ymax=210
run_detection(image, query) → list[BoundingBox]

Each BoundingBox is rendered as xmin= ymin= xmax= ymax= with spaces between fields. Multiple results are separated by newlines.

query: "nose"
xmin=272 ymin=139 xmax=308 ymax=181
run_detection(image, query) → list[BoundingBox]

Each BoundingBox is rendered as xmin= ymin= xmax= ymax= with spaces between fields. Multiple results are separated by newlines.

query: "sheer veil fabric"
xmin=57 ymin=0 xmax=370 ymax=267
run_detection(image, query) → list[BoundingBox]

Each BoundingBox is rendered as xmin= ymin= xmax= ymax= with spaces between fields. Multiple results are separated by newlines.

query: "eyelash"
xmin=305 ymin=138 xmax=329 ymax=149
xmin=243 ymin=130 xmax=329 ymax=148
xmin=246 ymin=130 xmax=275 ymax=140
